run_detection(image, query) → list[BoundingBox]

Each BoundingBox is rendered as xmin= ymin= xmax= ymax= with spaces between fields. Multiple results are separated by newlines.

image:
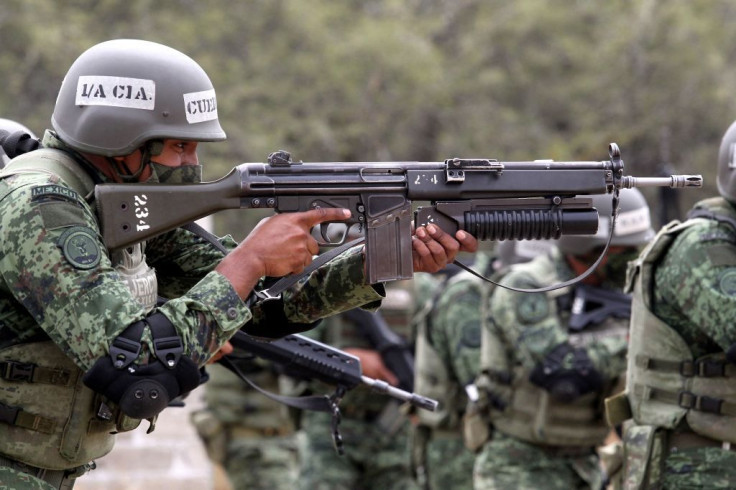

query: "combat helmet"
xmin=717 ymin=120 xmax=736 ymax=203
xmin=557 ymin=188 xmax=654 ymax=255
xmin=495 ymin=239 xmax=555 ymax=269
xmin=51 ymin=39 xmax=226 ymax=157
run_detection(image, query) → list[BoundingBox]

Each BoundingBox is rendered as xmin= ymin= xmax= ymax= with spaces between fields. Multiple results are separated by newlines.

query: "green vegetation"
xmin=2 ymin=0 xmax=734 ymax=236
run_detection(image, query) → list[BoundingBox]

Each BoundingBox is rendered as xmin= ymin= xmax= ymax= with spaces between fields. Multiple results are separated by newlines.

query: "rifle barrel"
xmin=621 ymin=175 xmax=703 ymax=189
xmin=361 ymin=376 xmax=439 ymax=412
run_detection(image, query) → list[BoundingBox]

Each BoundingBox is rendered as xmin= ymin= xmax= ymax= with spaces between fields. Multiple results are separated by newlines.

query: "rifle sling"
xmin=218 ymin=355 xmax=335 ymax=413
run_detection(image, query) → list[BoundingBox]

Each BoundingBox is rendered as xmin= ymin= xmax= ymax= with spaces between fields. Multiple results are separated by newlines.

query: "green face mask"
xmin=149 ymin=162 xmax=203 ymax=184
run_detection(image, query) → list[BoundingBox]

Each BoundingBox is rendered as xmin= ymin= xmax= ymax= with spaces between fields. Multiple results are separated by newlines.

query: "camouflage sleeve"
xmin=654 ymin=221 xmax=736 ymax=353
xmin=430 ymin=277 xmax=483 ymax=385
xmin=0 ymin=173 xmax=249 ymax=369
xmin=279 ymin=245 xmax=385 ymax=323
xmin=147 ymin=227 xmax=235 ymax=298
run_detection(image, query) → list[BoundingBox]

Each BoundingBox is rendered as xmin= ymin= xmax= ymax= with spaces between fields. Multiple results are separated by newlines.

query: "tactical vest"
xmin=413 ymin=268 xmax=480 ymax=431
xmin=0 ymin=149 xmax=147 ymax=470
xmin=479 ymin=251 xmax=625 ymax=447
xmin=613 ymin=197 xmax=736 ymax=443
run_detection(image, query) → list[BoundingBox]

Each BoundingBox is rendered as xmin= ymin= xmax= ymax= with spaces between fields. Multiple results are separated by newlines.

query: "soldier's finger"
xmin=300 ymin=208 xmax=351 ymax=227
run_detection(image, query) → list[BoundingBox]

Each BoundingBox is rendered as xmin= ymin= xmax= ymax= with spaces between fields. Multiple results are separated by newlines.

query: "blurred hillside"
xmin=2 ymin=0 xmax=736 ymax=236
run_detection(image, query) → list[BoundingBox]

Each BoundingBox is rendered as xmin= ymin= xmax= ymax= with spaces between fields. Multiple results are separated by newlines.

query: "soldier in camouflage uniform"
xmin=0 ymin=119 xmax=36 ymax=168
xmin=605 ymin=121 xmax=736 ymax=489
xmin=0 ymin=39 xmax=473 ymax=490
xmin=411 ymin=241 xmax=553 ymax=489
xmin=191 ymin=362 xmax=299 ymax=490
xmin=297 ymin=280 xmax=420 ymax=490
xmin=470 ymin=189 xmax=654 ymax=490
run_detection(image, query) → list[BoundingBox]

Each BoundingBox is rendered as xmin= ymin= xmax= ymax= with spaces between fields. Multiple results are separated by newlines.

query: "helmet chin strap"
xmin=108 ymin=140 xmax=164 ymax=183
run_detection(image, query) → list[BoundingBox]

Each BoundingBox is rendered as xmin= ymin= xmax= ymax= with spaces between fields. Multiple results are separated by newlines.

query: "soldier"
xmin=297 ymin=281 xmax=420 ymax=490
xmin=191 ymin=361 xmax=299 ymax=490
xmin=0 ymin=39 xmax=473 ymax=489
xmin=0 ymin=118 xmax=37 ymax=167
xmin=471 ymin=189 xmax=654 ymax=490
xmin=605 ymin=121 xmax=736 ymax=488
xmin=411 ymin=240 xmax=553 ymax=489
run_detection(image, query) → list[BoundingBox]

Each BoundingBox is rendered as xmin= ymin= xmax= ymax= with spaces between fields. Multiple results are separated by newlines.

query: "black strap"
xmin=219 ymin=355 xmax=336 ymax=413
xmin=0 ymin=361 xmax=71 ymax=386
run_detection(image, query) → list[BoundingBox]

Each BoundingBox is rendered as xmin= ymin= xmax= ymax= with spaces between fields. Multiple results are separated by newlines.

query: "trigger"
xmin=320 ymin=223 xmax=332 ymax=243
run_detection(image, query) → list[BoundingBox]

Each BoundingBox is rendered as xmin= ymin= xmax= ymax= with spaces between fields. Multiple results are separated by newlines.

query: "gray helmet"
xmin=495 ymin=239 xmax=555 ymax=269
xmin=557 ymin=188 xmax=655 ymax=255
xmin=717 ymin=120 xmax=736 ymax=203
xmin=51 ymin=39 xmax=226 ymax=157
xmin=0 ymin=118 xmax=37 ymax=166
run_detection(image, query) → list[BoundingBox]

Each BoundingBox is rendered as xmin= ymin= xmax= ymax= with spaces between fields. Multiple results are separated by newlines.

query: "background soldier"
xmin=297 ymin=281 xmax=420 ymax=490
xmin=606 ymin=121 xmax=736 ymax=489
xmin=0 ymin=118 xmax=37 ymax=167
xmin=471 ymin=189 xmax=654 ymax=490
xmin=191 ymin=361 xmax=299 ymax=490
xmin=411 ymin=240 xmax=553 ymax=489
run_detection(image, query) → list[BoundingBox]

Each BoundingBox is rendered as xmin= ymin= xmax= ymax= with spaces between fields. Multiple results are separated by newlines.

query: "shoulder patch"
xmin=515 ymin=293 xmax=549 ymax=324
xmin=57 ymin=226 xmax=102 ymax=269
xmin=31 ymin=184 xmax=80 ymax=204
xmin=719 ymin=269 xmax=736 ymax=296
xmin=459 ymin=324 xmax=482 ymax=349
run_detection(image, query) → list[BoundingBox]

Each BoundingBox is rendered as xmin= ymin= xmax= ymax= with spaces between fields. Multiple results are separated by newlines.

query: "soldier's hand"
xmin=412 ymin=224 xmax=478 ymax=273
xmin=344 ymin=348 xmax=399 ymax=386
xmin=208 ymin=341 xmax=233 ymax=364
xmin=216 ymin=208 xmax=351 ymax=298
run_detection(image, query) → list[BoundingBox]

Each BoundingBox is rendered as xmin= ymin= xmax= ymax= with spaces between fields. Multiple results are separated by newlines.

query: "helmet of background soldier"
xmin=0 ymin=118 xmax=37 ymax=166
xmin=556 ymin=188 xmax=655 ymax=256
xmin=51 ymin=39 xmax=226 ymax=157
xmin=717 ymin=120 xmax=736 ymax=203
xmin=494 ymin=239 xmax=556 ymax=270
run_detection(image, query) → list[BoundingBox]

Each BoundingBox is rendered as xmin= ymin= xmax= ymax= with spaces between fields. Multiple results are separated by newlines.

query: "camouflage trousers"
xmin=622 ymin=425 xmax=736 ymax=489
xmin=222 ymin=435 xmax=298 ymax=490
xmin=297 ymin=408 xmax=419 ymax=490
xmin=424 ymin=434 xmax=474 ymax=489
xmin=473 ymin=432 xmax=602 ymax=490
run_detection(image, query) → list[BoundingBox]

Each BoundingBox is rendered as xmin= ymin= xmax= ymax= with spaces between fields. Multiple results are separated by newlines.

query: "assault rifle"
xmin=220 ymin=330 xmax=437 ymax=454
xmin=223 ymin=330 xmax=435 ymax=410
xmin=569 ymin=283 xmax=632 ymax=331
xmin=95 ymin=143 xmax=702 ymax=283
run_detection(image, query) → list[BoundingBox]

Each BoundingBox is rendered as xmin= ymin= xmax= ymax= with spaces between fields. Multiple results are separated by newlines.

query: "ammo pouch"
xmin=621 ymin=424 xmax=665 ymax=490
xmin=463 ymin=398 xmax=492 ymax=452
xmin=83 ymin=312 xmax=201 ymax=420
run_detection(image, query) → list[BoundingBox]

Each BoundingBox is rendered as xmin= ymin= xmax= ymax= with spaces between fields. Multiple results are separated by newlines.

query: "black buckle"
xmin=110 ymin=336 xmax=142 ymax=369
xmin=677 ymin=391 xmax=724 ymax=414
xmin=0 ymin=361 xmax=34 ymax=382
xmin=679 ymin=361 xmax=695 ymax=377
xmin=697 ymin=359 xmax=726 ymax=377
xmin=677 ymin=391 xmax=696 ymax=409
xmin=153 ymin=336 xmax=183 ymax=369
xmin=0 ymin=401 xmax=19 ymax=425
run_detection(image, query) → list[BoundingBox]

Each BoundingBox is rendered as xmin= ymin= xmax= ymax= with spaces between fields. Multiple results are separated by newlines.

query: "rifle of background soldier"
xmin=95 ymin=143 xmax=702 ymax=284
